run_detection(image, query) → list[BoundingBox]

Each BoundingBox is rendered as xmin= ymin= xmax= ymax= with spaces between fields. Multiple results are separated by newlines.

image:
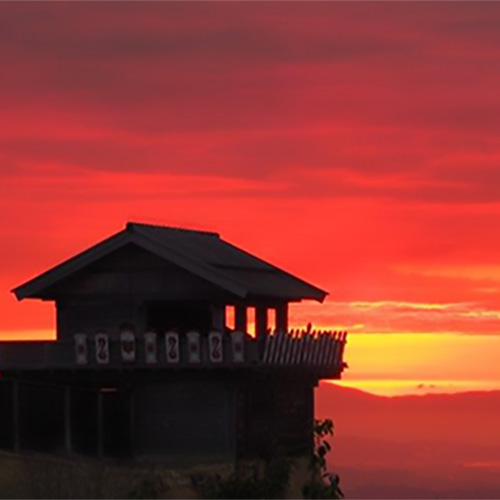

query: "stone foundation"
xmin=0 ymin=452 xmax=311 ymax=499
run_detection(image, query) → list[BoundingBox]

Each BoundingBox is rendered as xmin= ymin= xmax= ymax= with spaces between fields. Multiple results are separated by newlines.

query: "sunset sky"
xmin=2 ymin=2 xmax=500 ymax=395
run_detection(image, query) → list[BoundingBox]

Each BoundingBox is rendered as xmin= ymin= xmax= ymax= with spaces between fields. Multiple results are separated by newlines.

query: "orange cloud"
xmin=2 ymin=2 xmax=500 ymax=395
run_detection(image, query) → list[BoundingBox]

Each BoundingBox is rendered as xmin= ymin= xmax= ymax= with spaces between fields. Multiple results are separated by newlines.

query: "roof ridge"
xmin=126 ymin=221 xmax=219 ymax=238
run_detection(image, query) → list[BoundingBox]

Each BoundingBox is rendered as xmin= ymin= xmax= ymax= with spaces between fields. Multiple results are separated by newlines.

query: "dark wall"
xmin=58 ymin=300 xmax=141 ymax=341
xmin=70 ymin=387 xmax=99 ymax=456
xmin=134 ymin=381 xmax=234 ymax=460
xmin=146 ymin=301 xmax=213 ymax=333
xmin=19 ymin=381 xmax=65 ymax=453
xmin=57 ymin=298 xmax=218 ymax=341
xmin=237 ymin=377 xmax=314 ymax=459
xmin=0 ymin=380 xmax=14 ymax=450
xmin=0 ymin=373 xmax=315 ymax=462
xmin=54 ymin=244 xmax=232 ymax=340
xmin=102 ymin=389 xmax=133 ymax=458
xmin=275 ymin=383 xmax=314 ymax=456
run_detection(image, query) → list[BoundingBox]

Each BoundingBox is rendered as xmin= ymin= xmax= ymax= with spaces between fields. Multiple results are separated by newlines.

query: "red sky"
xmin=2 ymin=2 xmax=500 ymax=395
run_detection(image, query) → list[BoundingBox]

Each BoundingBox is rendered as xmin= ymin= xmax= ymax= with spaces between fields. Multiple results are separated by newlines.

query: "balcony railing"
xmin=263 ymin=328 xmax=347 ymax=367
xmin=0 ymin=327 xmax=347 ymax=376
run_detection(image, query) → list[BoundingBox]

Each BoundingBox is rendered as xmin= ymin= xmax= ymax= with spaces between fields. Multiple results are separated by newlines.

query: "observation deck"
xmin=0 ymin=328 xmax=347 ymax=379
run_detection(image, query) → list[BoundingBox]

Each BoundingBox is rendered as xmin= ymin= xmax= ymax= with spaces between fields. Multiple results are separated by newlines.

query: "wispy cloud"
xmin=291 ymin=300 xmax=500 ymax=335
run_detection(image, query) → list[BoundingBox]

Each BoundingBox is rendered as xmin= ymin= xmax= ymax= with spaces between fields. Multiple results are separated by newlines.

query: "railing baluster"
xmin=339 ymin=331 xmax=348 ymax=367
xmin=303 ymin=330 xmax=311 ymax=365
xmin=309 ymin=330 xmax=319 ymax=365
xmin=315 ymin=330 xmax=323 ymax=365
xmin=289 ymin=330 xmax=295 ymax=364
xmin=326 ymin=330 xmax=336 ymax=366
xmin=333 ymin=331 xmax=341 ymax=367
xmin=291 ymin=329 xmax=301 ymax=364
xmin=265 ymin=328 xmax=272 ymax=364
xmin=268 ymin=329 xmax=279 ymax=363
xmin=281 ymin=329 xmax=288 ymax=364
xmin=272 ymin=331 xmax=282 ymax=364
xmin=297 ymin=329 xmax=307 ymax=365
xmin=279 ymin=330 xmax=288 ymax=365
xmin=321 ymin=331 xmax=330 ymax=366
xmin=305 ymin=330 xmax=313 ymax=365
xmin=316 ymin=331 xmax=323 ymax=366
xmin=287 ymin=330 xmax=293 ymax=364
xmin=271 ymin=328 xmax=280 ymax=364
xmin=317 ymin=330 xmax=326 ymax=365
xmin=283 ymin=330 xmax=293 ymax=365
xmin=272 ymin=329 xmax=279 ymax=364
xmin=326 ymin=331 xmax=336 ymax=367
xmin=298 ymin=329 xmax=305 ymax=364
xmin=309 ymin=330 xmax=317 ymax=365
xmin=263 ymin=329 xmax=273 ymax=363
xmin=316 ymin=331 xmax=325 ymax=365
xmin=332 ymin=331 xmax=341 ymax=367
xmin=284 ymin=330 xmax=291 ymax=365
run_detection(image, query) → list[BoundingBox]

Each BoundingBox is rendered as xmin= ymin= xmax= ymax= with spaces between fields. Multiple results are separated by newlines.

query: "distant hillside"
xmin=315 ymin=383 xmax=500 ymax=498
xmin=316 ymin=383 xmax=500 ymax=446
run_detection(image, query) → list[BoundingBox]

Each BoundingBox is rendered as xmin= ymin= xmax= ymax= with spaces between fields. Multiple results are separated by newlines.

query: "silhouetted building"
xmin=0 ymin=223 xmax=347 ymax=462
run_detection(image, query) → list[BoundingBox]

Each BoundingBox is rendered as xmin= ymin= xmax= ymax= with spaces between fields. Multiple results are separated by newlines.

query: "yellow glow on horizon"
xmin=339 ymin=332 xmax=500 ymax=396
xmin=2 ymin=329 xmax=500 ymax=397
xmin=330 ymin=378 xmax=500 ymax=397
xmin=0 ymin=329 xmax=56 ymax=341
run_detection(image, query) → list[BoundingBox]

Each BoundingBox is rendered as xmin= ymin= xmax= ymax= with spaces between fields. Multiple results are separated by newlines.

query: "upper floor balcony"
xmin=0 ymin=327 xmax=348 ymax=379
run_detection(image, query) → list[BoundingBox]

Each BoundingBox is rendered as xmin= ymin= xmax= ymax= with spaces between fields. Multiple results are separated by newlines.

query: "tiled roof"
xmin=12 ymin=222 xmax=327 ymax=302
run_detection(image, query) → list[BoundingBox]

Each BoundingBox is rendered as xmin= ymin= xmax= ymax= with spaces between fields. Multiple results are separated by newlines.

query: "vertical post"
xmin=212 ymin=305 xmax=225 ymax=331
xmin=12 ymin=380 xmax=19 ymax=453
xmin=255 ymin=306 xmax=268 ymax=338
xmin=307 ymin=384 xmax=315 ymax=455
xmin=235 ymin=305 xmax=247 ymax=332
xmin=64 ymin=386 xmax=72 ymax=454
xmin=275 ymin=303 xmax=288 ymax=333
xmin=56 ymin=301 xmax=63 ymax=341
xmin=97 ymin=389 xmax=103 ymax=458
xmin=129 ymin=389 xmax=135 ymax=458
xmin=135 ymin=301 xmax=147 ymax=339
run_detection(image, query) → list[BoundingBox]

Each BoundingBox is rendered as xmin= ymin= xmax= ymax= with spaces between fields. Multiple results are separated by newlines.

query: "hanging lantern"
xmin=95 ymin=332 xmax=109 ymax=365
xmin=208 ymin=331 xmax=223 ymax=363
xmin=120 ymin=327 xmax=136 ymax=363
xmin=74 ymin=333 xmax=88 ymax=365
xmin=144 ymin=331 xmax=157 ymax=364
xmin=186 ymin=330 xmax=200 ymax=363
xmin=165 ymin=331 xmax=180 ymax=363
xmin=231 ymin=330 xmax=245 ymax=363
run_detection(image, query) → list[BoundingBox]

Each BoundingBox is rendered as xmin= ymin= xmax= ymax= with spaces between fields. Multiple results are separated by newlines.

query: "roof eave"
xmin=11 ymin=230 xmax=132 ymax=301
xmin=315 ymin=291 xmax=328 ymax=303
xmin=220 ymin=238 xmax=329 ymax=301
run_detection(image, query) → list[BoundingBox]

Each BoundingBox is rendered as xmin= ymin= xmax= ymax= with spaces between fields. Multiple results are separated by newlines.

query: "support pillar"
xmin=97 ymin=390 xmax=103 ymax=458
xmin=64 ymin=386 xmax=71 ymax=454
xmin=235 ymin=305 xmax=247 ymax=332
xmin=129 ymin=389 xmax=135 ymax=458
xmin=276 ymin=303 xmax=288 ymax=333
xmin=12 ymin=380 xmax=19 ymax=453
xmin=255 ymin=306 xmax=268 ymax=338
xmin=212 ymin=305 xmax=225 ymax=331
